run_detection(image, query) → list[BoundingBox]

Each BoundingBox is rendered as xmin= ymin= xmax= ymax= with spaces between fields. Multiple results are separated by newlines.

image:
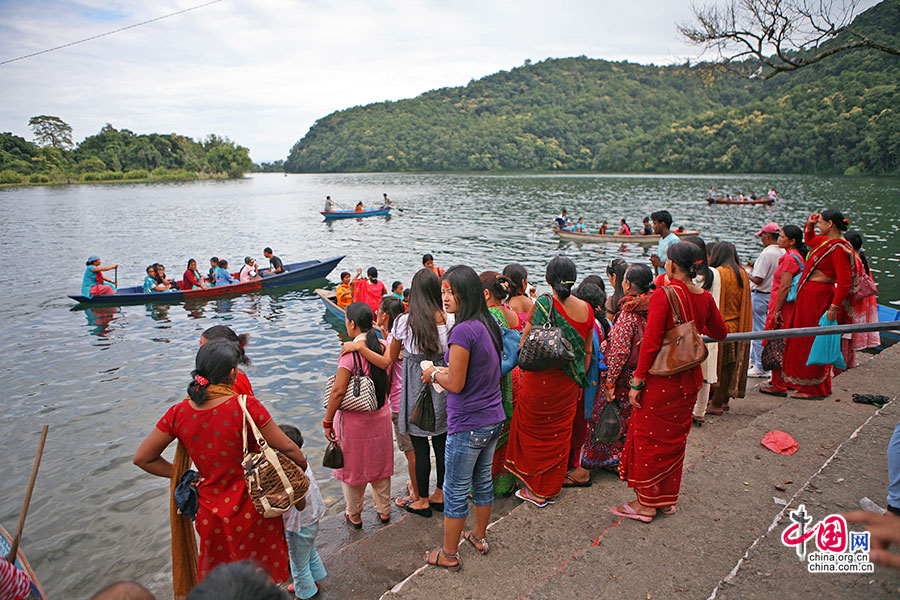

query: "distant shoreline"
xmin=0 ymin=173 xmax=237 ymax=189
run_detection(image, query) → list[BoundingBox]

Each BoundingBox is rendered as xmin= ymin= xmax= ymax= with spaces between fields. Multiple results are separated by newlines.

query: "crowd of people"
xmin=114 ymin=206 xmax=888 ymax=599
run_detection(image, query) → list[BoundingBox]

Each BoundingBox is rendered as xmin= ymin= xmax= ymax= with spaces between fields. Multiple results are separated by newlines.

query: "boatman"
xmin=382 ymin=193 xmax=392 ymax=206
xmin=263 ymin=247 xmax=284 ymax=276
xmin=554 ymin=209 xmax=573 ymax=231
xmin=82 ymin=255 xmax=117 ymax=297
xmin=324 ymin=196 xmax=335 ymax=212
xmin=649 ymin=210 xmax=680 ymax=274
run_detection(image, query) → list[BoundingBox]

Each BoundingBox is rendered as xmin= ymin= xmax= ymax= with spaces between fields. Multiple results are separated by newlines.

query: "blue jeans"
xmin=443 ymin=423 xmax=503 ymax=519
xmin=750 ymin=291 xmax=770 ymax=369
xmin=285 ymin=522 xmax=326 ymax=599
xmin=888 ymin=417 xmax=900 ymax=511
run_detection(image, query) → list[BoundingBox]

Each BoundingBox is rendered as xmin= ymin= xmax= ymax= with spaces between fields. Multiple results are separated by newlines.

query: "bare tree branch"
xmin=678 ymin=0 xmax=900 ymax=79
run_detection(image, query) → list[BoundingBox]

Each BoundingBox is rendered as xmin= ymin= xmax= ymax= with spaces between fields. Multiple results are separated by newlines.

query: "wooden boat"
xmin=878 ymin=304 xmax=900 ymax=348
xmin=1 ymin=524 xmax=46 ymax=599
xmin=707 ymin=197 xmax=775 ymax=205
xmin=321 ymin=205 xmax=391 ymax=220
xmin=553 ymin=229 xmax=701 ymax=244
xmin=69 ymin=256 xmax=345 ymax=305
xmin=314 ymin=288 xmax=383 ymax=338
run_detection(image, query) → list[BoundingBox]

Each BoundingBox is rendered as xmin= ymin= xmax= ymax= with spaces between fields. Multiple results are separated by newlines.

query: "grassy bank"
xmin=0 ymin=168 xmax=236 ymax=188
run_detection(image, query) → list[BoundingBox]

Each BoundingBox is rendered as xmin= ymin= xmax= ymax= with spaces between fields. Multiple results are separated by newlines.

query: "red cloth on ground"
xmin=156 ymin=395 xmax=290 ymax=582
xmin=761 ymin=430 xmax=799 ymax=455
xmin=620 ymin=281 xmax=727 ymax=507
xmin=505 ymin=299 xmax=592 ymax=499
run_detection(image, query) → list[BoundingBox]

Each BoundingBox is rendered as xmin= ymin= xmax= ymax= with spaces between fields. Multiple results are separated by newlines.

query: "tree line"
xmin=0 ymin=117 xmax=253 ymax=186
xmin=285 ymin=1 xmax=899 ymax=176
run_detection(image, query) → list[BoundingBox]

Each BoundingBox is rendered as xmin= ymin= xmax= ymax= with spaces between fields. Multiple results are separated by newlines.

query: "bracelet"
xmin=629 ymin=378 xmax=645 ymax=391
xmin=322 ymin=419 xmax=333 ymax=429
xmin=430 ymin=369 xmax=439 ymax=383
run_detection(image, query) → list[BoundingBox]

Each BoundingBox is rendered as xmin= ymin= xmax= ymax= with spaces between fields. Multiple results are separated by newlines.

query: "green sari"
xmin=488 ymin=306 xmax=516 ymax=495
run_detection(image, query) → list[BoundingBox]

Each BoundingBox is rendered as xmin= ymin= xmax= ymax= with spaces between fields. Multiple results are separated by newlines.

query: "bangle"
xmin=430 ymin=369 xmax=439 ymax=383
xmin=629 ymin=378 xmax=645 ymax=391
xmin=322 ymin=419 xmax=333 ymax=429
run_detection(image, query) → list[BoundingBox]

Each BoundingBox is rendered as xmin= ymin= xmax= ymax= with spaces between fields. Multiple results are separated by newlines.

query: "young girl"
xmin=421 ymin=265 xmax=505 ymax=570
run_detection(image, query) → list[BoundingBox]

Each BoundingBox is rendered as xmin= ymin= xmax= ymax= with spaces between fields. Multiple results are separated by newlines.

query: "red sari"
xmin=505 ymin=297 xmax=592 ymax=499
xmin=619 ymin=281 xmax=726 ymax=507
xmin=157 ymin=394 xmax=290 ymax=582
xmin=783 ymin=234 xmax=857 ymax=397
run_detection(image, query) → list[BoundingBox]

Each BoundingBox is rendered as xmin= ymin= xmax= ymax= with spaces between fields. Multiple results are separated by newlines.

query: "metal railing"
xmin=701 ymin=320 xmax=900 ymax=343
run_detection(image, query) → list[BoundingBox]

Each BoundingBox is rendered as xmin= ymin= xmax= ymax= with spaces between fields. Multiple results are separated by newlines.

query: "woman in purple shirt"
xmin=421 ymin=265 xmax=505 ymax=571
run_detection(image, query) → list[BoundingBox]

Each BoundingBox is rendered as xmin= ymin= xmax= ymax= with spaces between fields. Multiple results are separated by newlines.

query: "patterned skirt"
xmin=581 ymin=367 xmax=634 ymax=469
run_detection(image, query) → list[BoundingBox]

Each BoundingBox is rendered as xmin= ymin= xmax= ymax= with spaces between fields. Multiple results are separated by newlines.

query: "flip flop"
xmin=463 ymin=531 xmax=489 ymax=555
xmin=515 ymin=488 xmax=551 ymax=508
xmin=344 ymin=513 xmax=362 ymax=529
xmin=610 ymin=503 xmax=653 ymax=523
xmin=424 ymin=548 xmax=460 ymax=571
xmin=660 ymin=506 xmax=676 ymax=515
xmin=792 ymin=393 xmax=826 ymax=400
xmin=430 ymin=501 xmax=444 ymax=512
xmin=398 ymin=499 xmax=432 ymax=518
xmin=379 ymin=512 xmax=391 ymax=524
xmin=562 ymin=474 xmax=592 ymax=488
xmin=759 ymin=385 xmax=788 ymax=397
xmin=705 ymin=408 xmax=724 ymax=416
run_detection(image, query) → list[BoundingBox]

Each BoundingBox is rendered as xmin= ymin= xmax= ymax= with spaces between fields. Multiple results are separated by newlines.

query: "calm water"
xmin=1 ymin=173 xmax=897 ymax=597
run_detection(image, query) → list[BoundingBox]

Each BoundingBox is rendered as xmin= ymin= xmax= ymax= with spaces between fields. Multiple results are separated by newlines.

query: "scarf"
xmin=798 ymin=237 xmax=859 ymax=316
xmin=170 ymin=383 xmax=234 ymax=599
xmin=617 ymin=292 xmax=651 ymax=317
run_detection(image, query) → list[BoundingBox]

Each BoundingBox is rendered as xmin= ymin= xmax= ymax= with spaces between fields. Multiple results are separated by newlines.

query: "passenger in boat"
xmin=423 ymin=253 xmax=446 ymax=277
xmin=575 ymin=217 xmax=587 ymax=233
xmin=208 ymin=257 xmax=219 ymax=283
xmin=336 ymin=271 xmax=356 ymax=308
xmin=182 ymin=258 xmax=209 ymax=290
xmin=353 ymin=267 xmax=387 ymax=313
xmin=153 ymin=264 xmax=178 ymax=290
xmin=707 ymin=187 xmax=717 ymax=201
xmin=238 ymin=256 xmax=260 ymax=283
xmin=391 ymin=280 xmax=404 ymax=300
xmin=725 ymin=194 xmax=733 ymax=202
xmin=768 ymin=188 xmax=778 ymax=202
xmin=82 ymin=255 xmax=118 ymax=297
xmin=554 ymin=209 xmax=573 ymax=231
xmin=737 ymin=193 xmax=745 ymax=202
xmin=618 ymin=219 xmax=631 ymax=236
xmin=263 ymin=247 xmax=284 ymax=275
xmin=213 ymin=259 xmax=237 ymax=286
xmin=324 ymin=196 xmax=335 ymax=212
xmin=642 ymin=217 xmax=652 ymax=235
xmin=649 ymin=210 xmax=680 ymax=273
xmin=383 ymin=193 xmax=392 ymax=206
xmin=355 ymin=201 xmax=364 ymax=212
xmin=598 ymin=220 xmax=608 ymax=235
xmin=143 ymin=265 xmax=169 ymax=293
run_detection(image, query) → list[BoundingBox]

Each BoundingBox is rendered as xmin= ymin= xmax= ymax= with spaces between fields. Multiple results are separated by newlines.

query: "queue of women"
xmin=130 ymin=208 xmax=878 ymax=595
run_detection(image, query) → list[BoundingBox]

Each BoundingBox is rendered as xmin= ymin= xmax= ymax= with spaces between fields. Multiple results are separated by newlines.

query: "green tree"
xmin=28 ymin=115 xmax=74 ymax=149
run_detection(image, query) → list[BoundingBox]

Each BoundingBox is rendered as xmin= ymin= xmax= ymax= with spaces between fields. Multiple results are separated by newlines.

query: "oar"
xmin=6 ymin=425 xmax=49 ymax=563
xmin=114 ymin=266 xmax=118 ymax=288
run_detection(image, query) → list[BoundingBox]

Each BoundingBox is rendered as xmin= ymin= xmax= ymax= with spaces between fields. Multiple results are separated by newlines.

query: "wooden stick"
xmin=114 ymin=266 xmax=118 ymax=288
xmin=6 ymin=425 xmax=49 ymax=563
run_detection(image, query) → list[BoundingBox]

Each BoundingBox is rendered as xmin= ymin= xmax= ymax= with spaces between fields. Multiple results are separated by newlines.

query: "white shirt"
xmin=392 ymin=312 xmax=454 ymax=356
xmin=282 ymin=466 xmax=327 ymax=531
xmin=750 ymin=244 xmax=785 ymax=293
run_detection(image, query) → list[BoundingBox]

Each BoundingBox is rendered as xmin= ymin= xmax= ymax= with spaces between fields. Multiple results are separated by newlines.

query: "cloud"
xmin=0 ymin=0 xmax=881 ymax=161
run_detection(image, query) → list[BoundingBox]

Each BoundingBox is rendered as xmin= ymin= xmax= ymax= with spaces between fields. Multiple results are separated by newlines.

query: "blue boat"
xmin=321 ymin=205 xmax=391 ymax=220
xmin=878 ymin=303 xmax=900 ymax=348
xmin=69 ymin=256 xmax=345 ymax=306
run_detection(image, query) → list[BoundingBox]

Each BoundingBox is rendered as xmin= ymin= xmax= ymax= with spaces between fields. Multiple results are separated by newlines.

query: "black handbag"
xmin=322 ymin=441 xmax=344 ymax=469
xmin=409 ymin=382 xmax=436 ymax=432
xmin=761 ymin=337 xmax=785 ymax=372
xmin=592 ymin=400 xmax=621 ymax=444
xmin=518 ymin=295 xmax=575 ymax=371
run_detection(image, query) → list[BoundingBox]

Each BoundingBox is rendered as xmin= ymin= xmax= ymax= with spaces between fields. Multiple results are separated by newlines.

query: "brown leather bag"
xmin=648 ymin=286 xmax=708 ymax=376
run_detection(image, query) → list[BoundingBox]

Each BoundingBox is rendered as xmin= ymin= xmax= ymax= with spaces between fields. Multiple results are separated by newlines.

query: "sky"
xmin=0 ymin=0 xmax=882 ymax=162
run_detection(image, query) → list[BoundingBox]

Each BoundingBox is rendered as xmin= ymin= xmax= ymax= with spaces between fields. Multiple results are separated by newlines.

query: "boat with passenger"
xmin=553 ymin=228 xmax=700 ymax=244
xmin=321 ymin=205 xmax=391 ymax=220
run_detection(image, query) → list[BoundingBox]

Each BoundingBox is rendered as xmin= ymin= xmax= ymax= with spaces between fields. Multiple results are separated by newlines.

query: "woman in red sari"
xmin=614 ymin=242 xmax=727 ymax=521
xmin=134 ymin=340 xmax=307 ymax=585
xmin=783 ymin=210 xmax=857 ymax=399
xmin=505 ymin=256 xmax=593 ymax=507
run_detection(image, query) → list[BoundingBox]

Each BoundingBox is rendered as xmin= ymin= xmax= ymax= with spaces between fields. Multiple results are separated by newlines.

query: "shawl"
xmin=533 ymin=295 xmax=588 ymax=387
xmin=718 ymin=268 xmax=752 ymax=398
xmin=799 ymin=237 xmax=859 ymax=319
xmin=617 ymin=292 xmax=651 ymax=317
xmin=170 ymin=383 xmax=234 ymax=599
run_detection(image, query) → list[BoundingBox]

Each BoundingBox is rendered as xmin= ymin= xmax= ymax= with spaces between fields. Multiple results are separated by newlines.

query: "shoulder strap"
xmin=790 ymin=253 xmax=804 ymax=269
xmin=662 ymin=285 xmax=686 ymax=324
xmin=238 ymin=395 xmax=266 ymax=453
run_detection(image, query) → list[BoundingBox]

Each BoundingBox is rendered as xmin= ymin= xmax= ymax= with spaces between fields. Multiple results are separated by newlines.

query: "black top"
xmin=269 ymin=255 xmax=284 ymax=272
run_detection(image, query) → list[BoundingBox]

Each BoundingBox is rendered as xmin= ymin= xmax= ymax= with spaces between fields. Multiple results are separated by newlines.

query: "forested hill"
xmin=285 ymin=1 xmax=900 ymax=175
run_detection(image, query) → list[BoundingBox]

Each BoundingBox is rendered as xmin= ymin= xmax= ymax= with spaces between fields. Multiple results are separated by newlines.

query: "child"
xmin=575 ymin=217 xmax=586 ymax=233
xmin=599 ymin=220 xmax=608 ymax=235
xmin=214 ymin=259 xmax=237 ymax=285
xmin=279 ymin=424 xmax=327 ymax=600
xmin=335 ymin=271 xmax=355 ymax=308
xmin=391 ymin=280 xmax=404 ymax=300
xmin=402 ymin=288 xmax=410 ymax=309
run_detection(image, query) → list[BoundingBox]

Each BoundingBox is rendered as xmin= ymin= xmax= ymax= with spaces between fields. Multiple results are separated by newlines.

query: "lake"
xmin=0 ymin=172 xmax=897 ymax=597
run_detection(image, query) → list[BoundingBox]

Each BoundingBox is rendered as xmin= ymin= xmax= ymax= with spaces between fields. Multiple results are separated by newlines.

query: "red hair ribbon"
xmin=194 ymin=375 xmax=209 ymax=386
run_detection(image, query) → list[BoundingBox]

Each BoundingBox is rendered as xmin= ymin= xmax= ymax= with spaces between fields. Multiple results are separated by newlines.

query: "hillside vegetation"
xmin=285 ymin=0 xmax=900 ymax=175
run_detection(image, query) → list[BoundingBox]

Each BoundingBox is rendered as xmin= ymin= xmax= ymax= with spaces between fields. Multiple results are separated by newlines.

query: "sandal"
xmin=424 ymin=548 xmax=461 ymax=571
xmin=515 ymin=488 xmax=552 ymax=507
xmin=705 ymin=408 xmax=724 ymax=416
xmin=397 ymin=498 xmax=432 ymax=518
xmin=660 ymin=506 xmax=676 ymax=515
xmin=562 ymin=473 xmax=592 ymax=488
xmin=463 ymin=530 xmax=489 ymax=555
xmin=792 ymin=393 xmax=826 ymax=400
xmin=759 ymin=385 xmax=788 ymax=397
xmin=344 ymin=513 xmax=362 ymax=529
xmin=379 ymin=512 xmax=391 ymax=524
xmin=692 ymin=416 xmax=705 ymax=426
xmin=610 ymin=503 xmax=653 ymax=523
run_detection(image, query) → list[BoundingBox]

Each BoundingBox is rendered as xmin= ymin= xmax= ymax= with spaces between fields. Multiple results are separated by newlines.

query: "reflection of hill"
xmin=286 ymin=1 xmax=900 ymax=176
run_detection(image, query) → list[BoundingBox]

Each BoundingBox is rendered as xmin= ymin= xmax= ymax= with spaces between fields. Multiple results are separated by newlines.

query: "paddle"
xmin=6 ymin=425 xmax=49 ymax=563
xmin=114 ymin=266 xmax=117 ymax=288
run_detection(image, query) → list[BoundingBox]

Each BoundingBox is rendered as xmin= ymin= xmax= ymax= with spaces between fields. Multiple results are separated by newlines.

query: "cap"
xmin=244 ymin=256 xmax=254 ymax=263
xmin=756 ymin=222 xmax=780 ymax=236
xmin=86 ymin=254 xmax=100 ymax=265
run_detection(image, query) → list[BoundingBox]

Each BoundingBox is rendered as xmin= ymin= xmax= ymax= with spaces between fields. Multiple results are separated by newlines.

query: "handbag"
xmin=322 ymin=441 xmax=344 ymax=469
xmin=237 ymin=395 xmax=310 ymax=518
xmin=761 ymin=337 xmax=785 ymax=372
xmin=806 ymin=314 xmax=847 ymax=370
xmin=592 ymin=399 xmax=621 ymax=444
xmin=857 ymin=272 xmax=877 ymax=299
xmin=518 ymin=295 xmax=575 ymax=371
xmin=322 ymin=351 xmax=378 ymax=412
xmin=785 ymin=254 xmax=804 ymax=303
xmin=409 ymin=382 xmax=436 ymax=431
xmin=648 ymin=286 xmax=709 ymax=377
xmin=500 ymin=326 xmax=521 ymax=376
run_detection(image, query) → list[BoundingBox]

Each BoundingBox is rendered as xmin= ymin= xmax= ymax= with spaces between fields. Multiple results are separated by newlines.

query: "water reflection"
xmin=83 ymin=306 xmax=120 ymax=338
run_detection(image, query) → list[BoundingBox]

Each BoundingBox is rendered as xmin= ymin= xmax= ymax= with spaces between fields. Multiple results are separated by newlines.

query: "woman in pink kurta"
xmin=323 ymin=302 xmax=394 ymax=526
